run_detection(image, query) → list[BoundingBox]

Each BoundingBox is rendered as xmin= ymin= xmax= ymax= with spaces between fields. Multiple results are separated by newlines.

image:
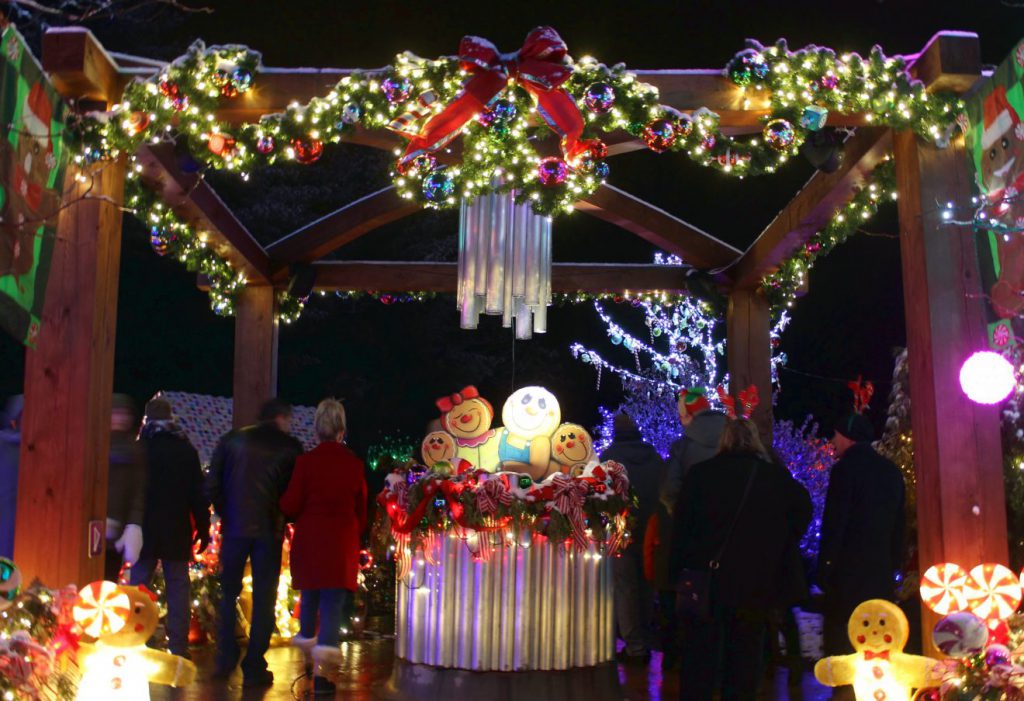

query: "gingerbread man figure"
xmin=814 ymin=599 xmax=937 ymax=701
xmin=73 ymin=581 xmax=195 ymax=700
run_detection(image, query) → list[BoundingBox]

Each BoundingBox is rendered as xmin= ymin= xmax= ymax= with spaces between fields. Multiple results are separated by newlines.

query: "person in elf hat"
xmin=435 ymin=386 xmax=498 ymax=469
xmin=0 ymin=82 xmax=59 ymax=279
xmin=978 ymin=85 xmax=1024 ymax=317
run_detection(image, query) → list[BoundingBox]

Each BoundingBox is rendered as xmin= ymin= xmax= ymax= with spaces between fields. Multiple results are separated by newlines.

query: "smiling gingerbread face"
xmin=444 ymin=398 xmax=493 ymax=440
xmin=102 ymin=585 xmax=160 ymax=648
xmin=551 ymin=423 xmax=594 ymax=467
xmin=847 ymin=600 xmax=908 ymax=653
xmin=503 ymin=387 xmax=561 ymax=440
xmin=421 ymin=431 xmax=457 ymax=467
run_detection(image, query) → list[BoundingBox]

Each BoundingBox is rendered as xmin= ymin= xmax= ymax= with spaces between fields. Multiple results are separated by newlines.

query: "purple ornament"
xmin=382 ymin=76 xmax=412 ymax=104
xmin=819 ymin=73 xmax=839 ymax=91
xmin=985 ymin=644 xmax=1012 ymax=669
xmin=701 ymin=133 xmax=717 ymax=150
xmin=932 ymin=611 xmax=989 ymax=658
xmin=256 ymin=135 xmax=275 ymax=154
xmin=537 ymin=157 xmax=568 ymax=186
xmin=584 ymin=83 xmax=615 ymax=113
xmin=149 ymin=226 xmax=175 ymax=257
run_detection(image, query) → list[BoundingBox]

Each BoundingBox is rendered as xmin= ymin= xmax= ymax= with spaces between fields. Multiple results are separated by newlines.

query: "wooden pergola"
xmin=15 ymin=28 xmax=1006 ymax=609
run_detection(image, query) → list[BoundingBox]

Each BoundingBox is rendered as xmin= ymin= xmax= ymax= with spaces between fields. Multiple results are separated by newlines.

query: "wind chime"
xmin=457 ymin=190 xmax=552 ymax=339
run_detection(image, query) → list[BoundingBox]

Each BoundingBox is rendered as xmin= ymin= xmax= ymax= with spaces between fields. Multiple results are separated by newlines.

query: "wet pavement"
xmin=151 ymin=640 xmax=833 ymax=701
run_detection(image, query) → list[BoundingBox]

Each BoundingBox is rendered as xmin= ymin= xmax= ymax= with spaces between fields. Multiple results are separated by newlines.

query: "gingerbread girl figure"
xmin=435 ymin=386 xmax=498 ymax=469
xmin=73 ymin=581 xmax=195 ymax=700
xmin=814 ymin=599 xmax=937 ymax=701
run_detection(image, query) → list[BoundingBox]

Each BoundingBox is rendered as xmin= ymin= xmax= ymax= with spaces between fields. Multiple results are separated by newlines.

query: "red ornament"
xmin=292 ymin=138 xmax=324 ymax=164
xmin=642 ymin=119 xmax=677 ymax=153
xmin=207 ymin=133 xmax=236 ymax=157
xmin=675 ymin=115 xmax=694 ymax=138
xmin=587 ymin=140 xmax=608 ymax=160
xmin=537 ymin=157 xmax=568 ymax=186
xmin=126 ymin=111 xmax=150 ymax=135
xmin=987 ymin=618 xmax=1010 ymax=646
xmin=701 ymin=133 xmax=717 ymax=150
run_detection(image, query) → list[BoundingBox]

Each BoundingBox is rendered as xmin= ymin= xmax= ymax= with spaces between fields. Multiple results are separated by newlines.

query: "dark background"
xmin=1 ymin=0 xmax=1021 ymax=454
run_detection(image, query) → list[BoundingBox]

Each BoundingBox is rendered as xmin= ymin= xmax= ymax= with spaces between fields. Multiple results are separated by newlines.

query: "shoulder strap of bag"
xmin=709 ymin=461 xmax=758 ymax=570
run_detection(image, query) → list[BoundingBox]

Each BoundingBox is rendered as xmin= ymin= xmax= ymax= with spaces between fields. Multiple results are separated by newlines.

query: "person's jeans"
xmin=216 ymin=536 xmax=283 ymax=676
xmin=131 ymin=559 xmax=191 ymax=656
xmin=678 ymin=605 xmax=767 ymax=701
xmin=612 ymin=546 xmax=652 ymax=655
xmin=299 ymin=588 xmax=350 ymax=648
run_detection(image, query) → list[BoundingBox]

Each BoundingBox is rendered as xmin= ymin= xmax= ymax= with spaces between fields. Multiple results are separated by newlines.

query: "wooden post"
xmin=233 ymin=286 xmax=279 ymax=428
xmin=726 ymin=288 xmax=773 ymax=441
xmin=14 ymin=160 xmax=126 ymax=586
xmin=894 ymin=130 xmax=1007 ymax=638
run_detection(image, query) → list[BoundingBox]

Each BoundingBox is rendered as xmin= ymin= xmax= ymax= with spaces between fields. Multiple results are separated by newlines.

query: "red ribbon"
xmin=436 ymin=385 xmax=481 ymax=413
xmin=551 ymin=473 xmax=590 ymax=551
xmin=400 ymin=27 xmax=597 ymax=165
xmin=863 ymin=650 xmax=890 ymax=661
xmin=477 ymin=476 xmax=513 ymax=515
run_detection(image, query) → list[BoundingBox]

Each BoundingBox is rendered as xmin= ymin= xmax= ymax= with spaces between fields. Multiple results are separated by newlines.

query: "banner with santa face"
xmin=0 ymin=27 xmax=67 ymax=347
xmin=965 ymin=40 xmax=1024 ymax=339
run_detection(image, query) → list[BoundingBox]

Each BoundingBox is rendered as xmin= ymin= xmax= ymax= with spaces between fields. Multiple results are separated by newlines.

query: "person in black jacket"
xmin=601 ymin=412 xmax=665 ymax=663
xmin=105 ymin=394 xmax=147 ymax=582
xmin=206 ymin=398 xmax=303 ymax=687
xmin=129 ymin=397 xmax=209 ymax=659
xmin=818 ymin=414 xmax=905 ymax=667
xmin=672 ymin=418 xmax=811 ymax=701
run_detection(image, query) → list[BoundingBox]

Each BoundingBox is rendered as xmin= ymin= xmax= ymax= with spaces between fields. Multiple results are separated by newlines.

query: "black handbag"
xmin=675 ymin=464 xmax=758 ymax=620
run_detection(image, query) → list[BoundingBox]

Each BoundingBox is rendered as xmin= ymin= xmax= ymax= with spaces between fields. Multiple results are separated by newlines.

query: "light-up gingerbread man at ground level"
xmin=815 ymin=599 xmax=937 ymax=701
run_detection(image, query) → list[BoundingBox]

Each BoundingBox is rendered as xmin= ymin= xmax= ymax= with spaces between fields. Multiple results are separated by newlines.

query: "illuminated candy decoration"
xmin=919 ymin=562 xmax=969 ymax=615
xmin=986 ymin=617 xmax=1010 ymax=646
xmin=959 ymin=351 xmax=1016 ymax=405
xmin=932 ymin=610 xmax=989 ymax=658
xmin=0 ymin=557 xmax=21 ymax=611
xmin=963 ymin=563 xmax=1022 ymax=620
xmin=74 ymin=581 xmax=131 ymax=639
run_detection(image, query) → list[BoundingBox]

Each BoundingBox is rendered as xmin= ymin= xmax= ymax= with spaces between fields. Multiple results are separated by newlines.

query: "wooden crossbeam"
xmin=575 ymin=184 xmax=740 ymax=270
xmin=266 ymin=187 xmax=420 ymax=276
xmin=135 ymin=144 xmax=273 ymax=283
xmin=308 ymin=261 xmax=688 ymax=294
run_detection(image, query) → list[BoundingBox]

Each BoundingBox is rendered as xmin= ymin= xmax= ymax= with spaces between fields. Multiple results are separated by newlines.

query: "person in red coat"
xmin=279 ymin=399 xmax=367 ymax=695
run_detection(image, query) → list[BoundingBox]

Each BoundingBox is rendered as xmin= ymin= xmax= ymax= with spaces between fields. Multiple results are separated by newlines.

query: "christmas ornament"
xmin=643 ymin=119 xmax=677 ymax=153
xmin=959 ymin=351 xmax=1015 ymax=405
xmin=819 ymin=72 xmax=839 ymax=91
xmin=292 ymin=138 xmax=324 ymax=164
xmin=727 ymin=49 xmax=769 ymax=86
xmin=126 ymin=112 xmax=150 ymax=135
xmin=207 ymin=133 xmax=236 ymax=157
xmin=0 ymin=557 xmax=20 ymax=612
xmin=149 ymin=227 xmax=175 ymax=257
xmin=490 ymin=99 xmax=517 ymax=123
xmin=593 ymin=161 xmax=610 ymax=180
xmin=341 ymin=103 xmax=362 ymax=124
xmin=932 ymin=611 xmax=989 ymax=657
xmin=763 ymin=119 xmax=796 ymax=152
xmin=158 ymin=80 xmax=178 ymax=98
xmin=913 ymin=690 xmax=941 ymax=701
xmin=171 ymin=94 xmax=189 ymax=112
xmin=963 ymin=563 xmax=1021 ymax=620
xmin=231 ymin=68 xmax=253 ymax=94
xmin=255 ymin=135 xmax=275 ymax=154
xmin=537 ymin=157 xmax=568 ymax=186
xmin=800 ymin=105 xmax=829 ymax=131
xmin=584 ymin=83 xmax=615 ymax=113
xmin=984 ymin=644 xmax=1011 ymax=668
xmin=382 ymin=77 xmax=412 ymax=104
xmin=518 ymin=476 xmax=533 ymax=490
xmin=920 ymin=562 xmax=969 ymax=615
xmin=411 ymin=153 xmax=438 ymax=174
xmin=701 ymin=133 xmax=716 ymax=150
xmin=675 ymin=114 xmax=694 ymax=138
xmin=422 ymin=170 xmax=455 ymax=202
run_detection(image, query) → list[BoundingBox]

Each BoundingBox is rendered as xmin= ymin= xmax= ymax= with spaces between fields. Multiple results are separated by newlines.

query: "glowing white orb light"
xmin=959 ymin=351 xmax=1016 ymax=405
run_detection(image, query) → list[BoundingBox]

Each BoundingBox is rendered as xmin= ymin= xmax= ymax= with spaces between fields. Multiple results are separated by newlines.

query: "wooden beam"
xmin=135 ymin=144 xmax=273 ymax=283
xmin=726 ymin=289 xmax=773 ymax=443
xmin=906 ymin=31 xmax=982 ymax=94
xmin=307 ymin=261 xmax=690 ymax=293
xmin=727 ymin=127 xmax=892 ymax=290
xmin=266 ymin=187 xmax=420 ymax=273
xmin=894 ymin=131 xmax=1006 ymax=647
xmin=42 ymin=27 xmax=126 ymax=105
xmin=575 ymin=184 xmax=740 ymax=270
xmin=15 ymin=160 xmax=126 ymax=586
xmin=233 ymin=286 xmax=278 ymax=428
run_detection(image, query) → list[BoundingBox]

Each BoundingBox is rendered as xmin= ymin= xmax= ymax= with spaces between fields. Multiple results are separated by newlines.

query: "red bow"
xmin=848 ymin=376 xmax=874 ymax=414
xmin=399 ymin=27 xmax=598 ymax=166
xmin=551 ymin=473 xmax=590 ymax=551
xmin=477 ymin=475 xmax=513 ymax=515
xmin=436 ymin=385 xmax=481 ymax=413
xmin=863 ymin=650 xmax=890 ymax=661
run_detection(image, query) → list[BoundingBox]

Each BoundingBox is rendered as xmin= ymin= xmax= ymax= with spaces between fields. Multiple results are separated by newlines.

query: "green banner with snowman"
xmin=965 ymin=39 xmax=1024 ymax=349
xmin=0 ymin=27 xmax=67 ymax=347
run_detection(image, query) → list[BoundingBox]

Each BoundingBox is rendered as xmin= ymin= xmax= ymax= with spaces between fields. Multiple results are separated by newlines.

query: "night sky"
xmin=0 ymin=0 xmax=1021 ymax=454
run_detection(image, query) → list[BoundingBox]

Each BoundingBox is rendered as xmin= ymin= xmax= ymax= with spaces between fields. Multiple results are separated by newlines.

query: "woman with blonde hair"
xmin=280 ymin=399 xmax=366 ymax=695
xmin=670 ymin=389 xmax=811 ymax=701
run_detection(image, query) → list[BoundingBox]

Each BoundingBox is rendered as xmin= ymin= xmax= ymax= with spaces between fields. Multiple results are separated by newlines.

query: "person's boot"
xmin=312 ymin=645 xmax=341 ymax=696
xmin=291 ymin=633 xmax=316 ymax=676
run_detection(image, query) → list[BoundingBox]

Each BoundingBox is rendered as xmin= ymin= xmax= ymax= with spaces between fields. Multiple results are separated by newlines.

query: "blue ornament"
xmin=611 ymin=333 xmax=623 ymax=345
xmin=422 ymin=171 xmax=455 ymax=202
xmin=341 ymin=103 xmax=362 ymax=124
xmin=231 ymin=68 xmax=253 ymax=93
xmin=623 ymin=337 xmax=634 ymax=350
xmin=799 ymin=105 xmax=829 ymax=131
xmin=580 ymin=352 xmax=591 ymax=364
xmin=593 ymin=161 xmax=610 ymax=180
xmin=490 ymin=99 xmax=517 ymax=123
xmin=584 ymin=83 xmax=615 ymax=113
xmin=433 ymin=497 xmax=446 ymax=509
xmin=382 ymin=77 xmax=412 ymax=104
xmin=0 ymin=557 xmax=20 ymax=611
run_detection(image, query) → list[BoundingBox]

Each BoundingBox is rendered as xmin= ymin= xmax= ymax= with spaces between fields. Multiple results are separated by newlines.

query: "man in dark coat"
xmin=818 ymin=413 xmax=906 ymax=666
xmin=206 ymin=398 xmax=303 ymax=686
xmin=601 ymin=412 xmax=665 ymax=663
xmin=105 ymin=395 xmax=147 ymax=582
xmin=129 ymin=397 xmax=209 ymax=659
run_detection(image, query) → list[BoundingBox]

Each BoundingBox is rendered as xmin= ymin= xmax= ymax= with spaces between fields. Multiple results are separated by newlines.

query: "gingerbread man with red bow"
xmin=435 ymin=386 xmax=499 ymax=469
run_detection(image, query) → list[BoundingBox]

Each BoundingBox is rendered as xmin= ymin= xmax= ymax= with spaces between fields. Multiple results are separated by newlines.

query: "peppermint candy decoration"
xmin=920 ymin=563 xmax=969 ymax=615
xmin=964 ymin=563 xmax=1022 ymax=620
xmin=73 ymin=581 xmax=131 ymax=638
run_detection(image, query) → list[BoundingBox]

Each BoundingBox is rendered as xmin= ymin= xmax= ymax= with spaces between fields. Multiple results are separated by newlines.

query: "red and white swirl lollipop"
xmin=920 ymin=562 xmax=969 ymax=615
xmin=73 ymin=581 xmax=131 ymax=639
xmin=964 ymin=563 xmax=1022 ymax=620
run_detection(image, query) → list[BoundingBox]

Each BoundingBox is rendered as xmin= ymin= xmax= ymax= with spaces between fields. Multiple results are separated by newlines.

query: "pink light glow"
xmin=959 ymin=351 xmax=1016 ymax=404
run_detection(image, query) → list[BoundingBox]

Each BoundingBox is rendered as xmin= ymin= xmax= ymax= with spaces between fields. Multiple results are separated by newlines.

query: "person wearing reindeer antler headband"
xmin=818 ymin=377 xmax=906 ymax=697
xmin=670 ymin=385 xmax=811 ymax=700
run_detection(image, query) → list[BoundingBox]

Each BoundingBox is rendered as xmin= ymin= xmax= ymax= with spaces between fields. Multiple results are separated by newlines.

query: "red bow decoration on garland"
xmin=550 ymin=473 xmax=591 ymax=551
xmin=477 ymin=475 xmax=513 ymax=515
xmin=398 ymin=27 xmax=600 ymax=166
xmin=716 ymin=384 xmax=759 ymax=420
xmin=848 ymin=376 xmax=874 ymax=414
